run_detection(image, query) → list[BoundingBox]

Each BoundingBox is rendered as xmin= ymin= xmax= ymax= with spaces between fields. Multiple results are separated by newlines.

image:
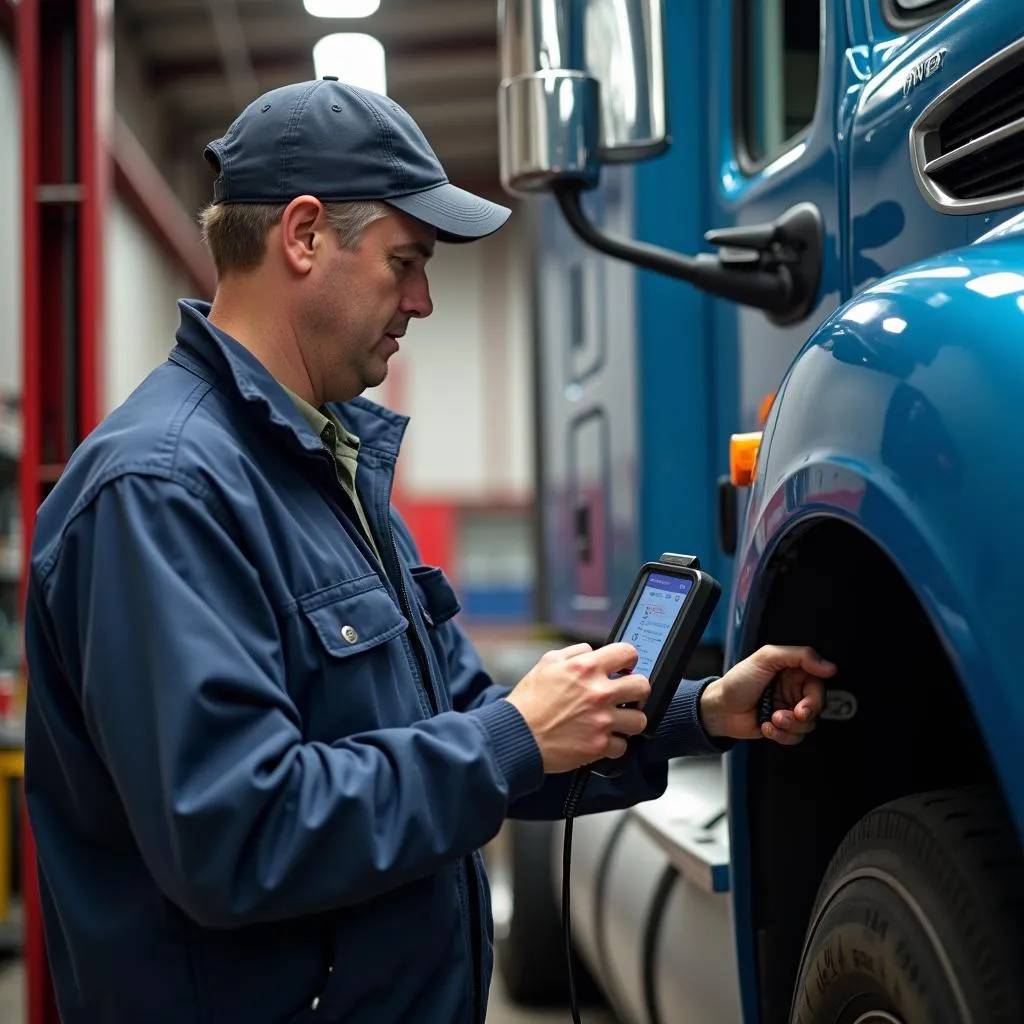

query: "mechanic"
xmin=22 ymin=79 xmax=837 ymax=1024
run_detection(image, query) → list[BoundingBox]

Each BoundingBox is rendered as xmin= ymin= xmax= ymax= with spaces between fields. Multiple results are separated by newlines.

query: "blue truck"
xmin=487 ymin=1 xmax=1024 ymax=1022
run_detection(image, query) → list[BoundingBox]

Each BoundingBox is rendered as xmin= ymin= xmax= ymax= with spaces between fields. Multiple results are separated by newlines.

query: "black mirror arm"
xmin=553 ymin=184 xmax=822 ymax=324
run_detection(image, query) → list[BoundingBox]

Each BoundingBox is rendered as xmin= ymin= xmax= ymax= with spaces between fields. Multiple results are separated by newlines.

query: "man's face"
xmin=302 ymin=207 xmax=436 ymax=403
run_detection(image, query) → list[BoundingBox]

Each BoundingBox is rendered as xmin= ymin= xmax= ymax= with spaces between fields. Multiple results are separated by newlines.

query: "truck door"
xmin=707 ymin=0 xmax=850 ymax=447
xmin=532 ymin=169 xmax=643 ymax=641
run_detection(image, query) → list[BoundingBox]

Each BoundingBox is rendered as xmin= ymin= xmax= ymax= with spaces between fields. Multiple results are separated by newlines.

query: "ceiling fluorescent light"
xmin=312 ymin=33 xmax=387 ymax=95
xmin=304 ymin=0 xmax=379 ymax=16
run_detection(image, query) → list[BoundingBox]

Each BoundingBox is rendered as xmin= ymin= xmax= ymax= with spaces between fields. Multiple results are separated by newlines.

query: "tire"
xmin=490 ymin=819 xmax=602 ymax=1006
xmin=790 ymin=786 xmax=1024 ymax=1024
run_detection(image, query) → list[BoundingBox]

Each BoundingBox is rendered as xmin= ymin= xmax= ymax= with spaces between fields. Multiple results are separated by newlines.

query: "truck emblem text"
xmin=904 ymin=48 xmax=948 ymax=98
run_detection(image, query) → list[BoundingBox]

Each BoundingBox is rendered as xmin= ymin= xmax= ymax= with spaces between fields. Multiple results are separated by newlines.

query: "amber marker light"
xmin=730 ymin=432 xmax=763 ymax=488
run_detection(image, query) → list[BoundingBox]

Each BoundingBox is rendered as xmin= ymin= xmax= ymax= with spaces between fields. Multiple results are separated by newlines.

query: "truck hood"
xmin=977 ymin=210 xmax=1024 ymax=244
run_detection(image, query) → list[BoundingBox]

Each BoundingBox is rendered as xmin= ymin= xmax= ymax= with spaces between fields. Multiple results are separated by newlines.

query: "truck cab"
xmin=490 ymin=1 xmax=1024 ymax=1021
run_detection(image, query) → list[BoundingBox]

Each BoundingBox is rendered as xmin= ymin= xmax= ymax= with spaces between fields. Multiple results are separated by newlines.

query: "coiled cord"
xmin=562 ymin=768 xmax=592 ymax=1024
xmin=757 ymin=679 xmax=778 ymax=728
xmin=558 ymin=680 xmax=796 ymax=1022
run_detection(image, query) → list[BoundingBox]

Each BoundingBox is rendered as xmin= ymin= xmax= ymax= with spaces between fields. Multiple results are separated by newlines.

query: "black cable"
xmin=562 ymin=768 xmax=592 ymax=1024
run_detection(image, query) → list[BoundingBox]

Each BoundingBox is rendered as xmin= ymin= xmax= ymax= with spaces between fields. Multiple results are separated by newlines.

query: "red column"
xmin=18 ymin=0 xmax=111 ymax=1016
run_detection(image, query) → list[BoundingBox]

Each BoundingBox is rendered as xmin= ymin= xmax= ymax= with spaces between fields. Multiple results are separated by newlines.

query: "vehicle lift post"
xmin=18 ymin=0 xmax=111 ymax=1017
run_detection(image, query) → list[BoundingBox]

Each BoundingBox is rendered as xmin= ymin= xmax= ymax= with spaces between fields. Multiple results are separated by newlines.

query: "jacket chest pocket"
xmin=407 ymin=565 xmax=465 ymax=691
xmin=408 ymin=564 xmax=461 ymax=629
xmin=290 ymin=576 xmax=428 ymax=737
xmin=300 ymin=578 xmax=408 ymax=656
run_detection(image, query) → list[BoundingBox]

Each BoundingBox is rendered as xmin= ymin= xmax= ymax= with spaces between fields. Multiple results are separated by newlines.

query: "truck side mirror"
xmin=497 ymin=0 xmax=824 ymax=326
xmin=497 ymin=0 xmax=668 ymax=196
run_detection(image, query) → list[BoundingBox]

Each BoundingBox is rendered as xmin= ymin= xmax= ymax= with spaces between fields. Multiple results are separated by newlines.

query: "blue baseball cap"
xmin=204 ymin=78 xmax=511 ymax=243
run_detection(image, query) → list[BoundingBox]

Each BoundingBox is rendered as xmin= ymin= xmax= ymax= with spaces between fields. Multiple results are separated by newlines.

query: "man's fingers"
xmin=762 ymin=720 xmax=808 ymax=745
xmin=758 ymin=645 xmax=837 ymax=679
xmin=771 ymin=709 xmax=817 ymax=736
xmin=605 ymin=672 xmax=652 ymax=707
xmin=610 ymin=706 xmax=648 ymax=737
xmin=795 ymin=692 xmax=823 ymax=721
xmin=555 ymin=643 xmax=594 ymax=660
xmin=776 ymin=674 xmax=826 ymax=719
xmin=588 ymin=641 xmax=640 ymax=676
xmin=754 ymin=646 xmax=835 ymax=747
xmin=601 ymin=734 xmax=629 ymax=760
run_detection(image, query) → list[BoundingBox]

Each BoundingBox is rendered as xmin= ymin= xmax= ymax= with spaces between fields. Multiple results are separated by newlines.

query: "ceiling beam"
xmin=205 ymin=0 xmax=259 ymax=111
xmin=113 ymin=117 xmax=217 ymax=296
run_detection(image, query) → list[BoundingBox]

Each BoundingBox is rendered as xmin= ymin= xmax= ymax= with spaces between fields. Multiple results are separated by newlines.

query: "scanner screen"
xmin=619 ymin=572 xmax=693 ymax=679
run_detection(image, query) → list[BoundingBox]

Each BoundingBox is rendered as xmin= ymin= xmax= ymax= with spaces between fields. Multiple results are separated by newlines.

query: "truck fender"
xmin=735 ymin=231 xmax=1024 ymax=830
xmin=724 ymin=229 xmax=1024 ymax=1020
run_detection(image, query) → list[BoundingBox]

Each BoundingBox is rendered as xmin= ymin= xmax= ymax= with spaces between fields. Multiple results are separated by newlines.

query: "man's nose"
xmin=400 ymin=275 xmax=433 ymax=319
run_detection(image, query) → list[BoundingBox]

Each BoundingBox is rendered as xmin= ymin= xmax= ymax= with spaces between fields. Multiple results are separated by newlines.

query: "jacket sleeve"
xmin=38 ymin=472 xmax=545 ymax=929
xmin=507 ymin=678 xmax=735 ymax=819
xmin=440 ymin=615 xmax=733 ymax=819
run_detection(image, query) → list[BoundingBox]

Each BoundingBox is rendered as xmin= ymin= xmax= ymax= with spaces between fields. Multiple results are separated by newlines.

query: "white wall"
xmin=103 ymin=33 xmax=195 ymax=413
xmin=0 ymin=39 xmax=22 ymax=400
xmin=370 ymin=206 xmax=535 ymax=504
xmin=102 ymin=198 xmax=190 ymax=412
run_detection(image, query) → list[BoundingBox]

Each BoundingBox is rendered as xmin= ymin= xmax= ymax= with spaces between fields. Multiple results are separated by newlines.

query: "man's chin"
xmin=363 ymin=362 xmax=390 ymax=392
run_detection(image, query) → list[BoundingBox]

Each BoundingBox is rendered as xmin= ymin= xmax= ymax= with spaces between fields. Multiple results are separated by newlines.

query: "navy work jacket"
xmin=23 ymin=299 xmax=724 ymax=1024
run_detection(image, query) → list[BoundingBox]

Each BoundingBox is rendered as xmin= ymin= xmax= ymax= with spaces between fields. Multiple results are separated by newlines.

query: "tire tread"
xmin=809 ymin=786 xmax=1024 ymax=1023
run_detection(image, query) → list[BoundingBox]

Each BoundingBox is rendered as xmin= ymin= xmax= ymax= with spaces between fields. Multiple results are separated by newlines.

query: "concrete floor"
xmin=0 ymin=956 xmax=617 ymax=1023
xmin=0 ymin=956 xmax=21 ymax=1021
xmin=486 ymin=972 xmax=618 ymax=1024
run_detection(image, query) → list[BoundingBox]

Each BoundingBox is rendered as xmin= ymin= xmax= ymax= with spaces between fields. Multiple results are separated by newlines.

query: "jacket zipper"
xmin=381 ymin=514 xmax=440 ymax=715
xmin=318 ymin=446 xmax=484 ymax=1021
xmin=465 ymin=857 xmax=484 ymax=1022
xmin=377 ymin=473 xmax=483 ymax=1022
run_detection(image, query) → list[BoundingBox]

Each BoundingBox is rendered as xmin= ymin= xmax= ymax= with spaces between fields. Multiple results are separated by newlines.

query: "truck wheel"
xmin=489 ymin=820 xmax=602 ymax=1006
xmin=790 ymin=787 xmax=1024 ymax=1024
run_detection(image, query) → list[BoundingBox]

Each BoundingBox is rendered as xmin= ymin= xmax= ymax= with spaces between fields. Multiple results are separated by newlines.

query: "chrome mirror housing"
xmin=497 ymin=0 xmax=668 ymax=197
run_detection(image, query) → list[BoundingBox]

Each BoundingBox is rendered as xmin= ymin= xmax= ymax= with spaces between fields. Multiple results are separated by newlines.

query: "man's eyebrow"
xmin=392 ymin=242 xmax=434 ymax=259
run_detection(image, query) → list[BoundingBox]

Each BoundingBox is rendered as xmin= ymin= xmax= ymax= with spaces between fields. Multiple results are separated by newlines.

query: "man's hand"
xmin=699 ymin=645 xmax=837 ymax=745
xmin=506 ymin=643 xmax=651 ymax=773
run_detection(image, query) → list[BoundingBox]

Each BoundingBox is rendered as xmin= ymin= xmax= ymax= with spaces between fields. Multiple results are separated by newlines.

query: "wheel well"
xmin=744 ymin=518 xmax=1005 ymax=1024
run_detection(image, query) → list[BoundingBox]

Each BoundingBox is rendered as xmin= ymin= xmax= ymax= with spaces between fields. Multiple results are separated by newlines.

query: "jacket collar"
xmin=170 ymin=298 xmax=410 ymax=461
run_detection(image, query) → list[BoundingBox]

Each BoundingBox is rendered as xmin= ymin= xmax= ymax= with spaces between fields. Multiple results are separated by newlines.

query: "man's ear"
xmin=278 ymin=196 xmax=325 ymax=275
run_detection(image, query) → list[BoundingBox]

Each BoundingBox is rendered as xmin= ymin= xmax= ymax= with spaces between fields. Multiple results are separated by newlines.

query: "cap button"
xmin=323 ymin=75 xmax=339 ymax=81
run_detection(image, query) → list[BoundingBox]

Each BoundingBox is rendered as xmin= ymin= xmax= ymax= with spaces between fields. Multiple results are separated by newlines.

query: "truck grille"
xmin=911 ymin=36 xmax=1024 ymax=214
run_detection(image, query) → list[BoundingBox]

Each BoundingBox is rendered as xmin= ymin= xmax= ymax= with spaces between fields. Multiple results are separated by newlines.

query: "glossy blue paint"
xmin=713 ymin=2 xmax=855 ymax=1018
xmin=707 ymin=0 xmax=847 ymax=438
xmin=724 ymin=1 xmax=1024 ymax=1020
xmin=729 ymin=230 xmax=1024 ymax=839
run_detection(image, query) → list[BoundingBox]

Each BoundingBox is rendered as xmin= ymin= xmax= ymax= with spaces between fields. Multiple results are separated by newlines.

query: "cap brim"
xmin=387 ymin=182 xmax=511 ymax=243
